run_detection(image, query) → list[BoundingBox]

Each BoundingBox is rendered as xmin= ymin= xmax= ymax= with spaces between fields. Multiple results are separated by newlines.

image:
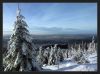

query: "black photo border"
xmin=0 ymin=0 xmax=100 ymax=74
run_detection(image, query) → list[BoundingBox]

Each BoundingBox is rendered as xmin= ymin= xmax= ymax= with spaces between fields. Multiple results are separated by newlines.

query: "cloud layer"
xmin=3 ymin=3 xmax=97 ymax=35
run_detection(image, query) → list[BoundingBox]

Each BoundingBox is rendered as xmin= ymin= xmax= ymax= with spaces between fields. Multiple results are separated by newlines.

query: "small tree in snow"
xmin=43 ymin=47 xmax=51 ymax=64
xmin=88 ymin=36 xmax=96 ymax=53
xmin=48 ymin=44 xmax=58 ymax=65
xmin=36 ymin=47 xmax=45 ymax=67
xmin=73 ymin=44 xmax=89 ymax=64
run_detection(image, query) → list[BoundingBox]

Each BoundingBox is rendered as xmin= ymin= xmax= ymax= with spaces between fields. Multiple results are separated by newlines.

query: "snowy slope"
xmin=42 ymin=52 xmax=97 ymax=71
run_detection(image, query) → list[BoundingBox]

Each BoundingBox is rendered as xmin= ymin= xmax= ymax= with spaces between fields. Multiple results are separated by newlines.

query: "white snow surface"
xmin=42 ymin=52 xmax=97 ymax=71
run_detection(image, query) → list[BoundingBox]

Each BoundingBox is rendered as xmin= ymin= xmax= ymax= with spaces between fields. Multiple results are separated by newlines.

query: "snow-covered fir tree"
xmin=48 ymin=46 xmax=55 ymax=65
xmin=3 ymin=4 xmax=41 ymax=71
xmin=48 ymin=44 xmax=58 ymax=65
xmin=36 ymin=47 xmax=44 ymax=67
xmin=42 ymin=47 xmax=50 ymax=64
xmin=88 ymin=36 xmax=96 ymax=53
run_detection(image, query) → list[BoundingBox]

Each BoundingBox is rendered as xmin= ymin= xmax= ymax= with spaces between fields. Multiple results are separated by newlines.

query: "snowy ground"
xmin=42 ymin=52 xmax=97 ymax=71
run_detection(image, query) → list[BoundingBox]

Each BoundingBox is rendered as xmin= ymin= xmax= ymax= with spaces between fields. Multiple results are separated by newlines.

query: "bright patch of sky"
xmin=3 ymin=3 xmax=97 ymax=35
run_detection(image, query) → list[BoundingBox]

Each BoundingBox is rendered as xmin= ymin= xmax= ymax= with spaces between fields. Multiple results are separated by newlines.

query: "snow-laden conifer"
xmin=3 ymin=5 xmax=41 ymax=71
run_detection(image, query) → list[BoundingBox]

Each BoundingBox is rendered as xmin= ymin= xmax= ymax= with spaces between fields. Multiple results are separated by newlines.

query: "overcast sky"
xmin=3 ymin=3 xmax=97 ymax=35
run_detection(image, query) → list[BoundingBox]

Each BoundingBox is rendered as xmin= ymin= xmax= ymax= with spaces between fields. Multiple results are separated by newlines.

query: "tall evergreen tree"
xmin=3 ymin=4 xmax=41 ymax=71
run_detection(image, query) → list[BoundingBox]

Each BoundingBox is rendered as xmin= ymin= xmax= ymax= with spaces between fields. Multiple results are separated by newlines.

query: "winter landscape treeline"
xmin=3 ymin=34 xmax=97 ymax=53
xmin=3 ymin=35 xmax=97 ymax=71
xmin=36 ymin=36 xmax=97 ymax=65
xmin=3 ymin=4 xmax=97 ymax=71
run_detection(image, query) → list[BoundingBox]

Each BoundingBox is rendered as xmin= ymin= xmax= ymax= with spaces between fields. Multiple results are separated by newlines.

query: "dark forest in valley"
xmin=3 ymin=34 xmax=97 ymax=54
